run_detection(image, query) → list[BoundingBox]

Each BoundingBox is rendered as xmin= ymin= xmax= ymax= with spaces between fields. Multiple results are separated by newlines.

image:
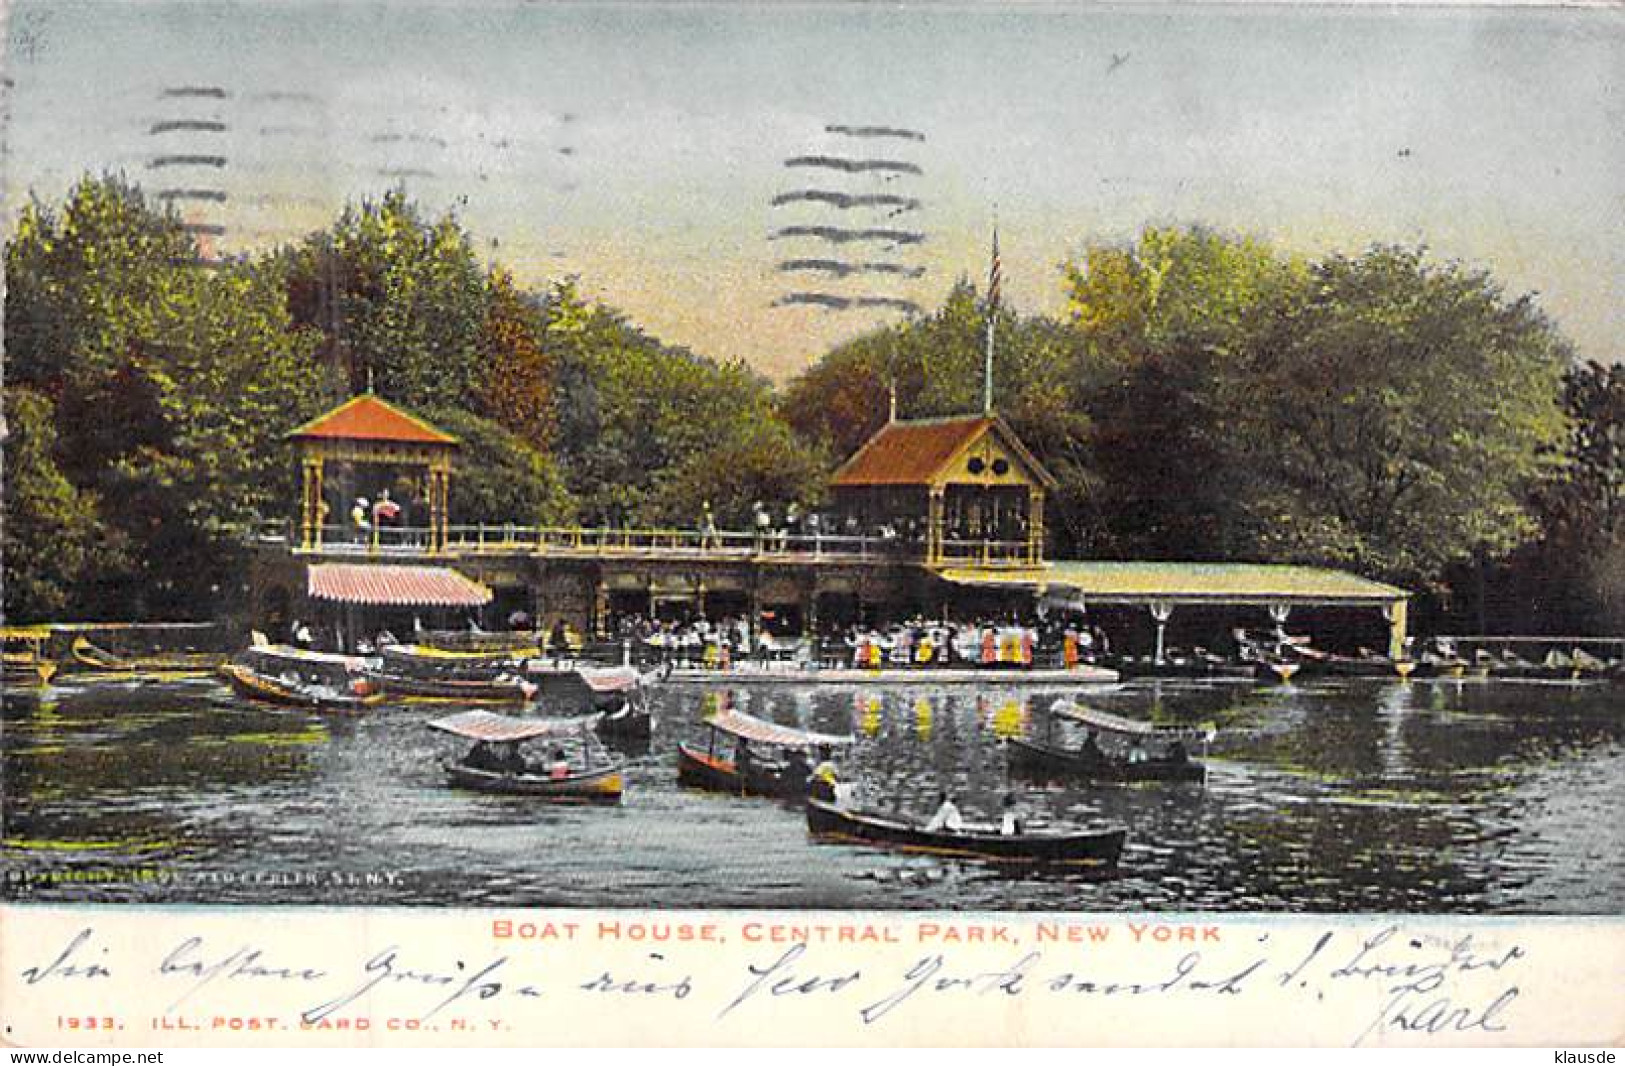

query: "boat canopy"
xmin=702 ymin=708 xmax=853 ymax=749
xmin=1054 ymin=702 xmax=1215 ymax=742
xmin=578 ymin=667 xmax=640 ymax=694
xmin=382 ymin=644 xmax=523 ymax=666
xmin=427 ymin=709 xmax=596 ymax=744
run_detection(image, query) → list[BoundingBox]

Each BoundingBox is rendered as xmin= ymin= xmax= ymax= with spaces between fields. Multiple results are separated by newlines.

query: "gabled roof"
xmin=287 ymin=394 xmax=458 ymax=447
xmin=830 ymin=414 xmax=1057 ymax=489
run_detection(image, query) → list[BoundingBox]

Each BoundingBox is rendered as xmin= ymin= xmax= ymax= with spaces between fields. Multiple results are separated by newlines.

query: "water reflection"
xmin=3 ymin=676 xmax=1621 ymax=912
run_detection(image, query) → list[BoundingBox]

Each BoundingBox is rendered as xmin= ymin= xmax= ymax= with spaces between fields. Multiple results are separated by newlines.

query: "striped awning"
xmin=702 ymin=708 xmax=853 ymax=749
xmin=1054 ymin=702 xmax=1215 ymax=742
xmin=427 ymin=709 xmax=592 ymax=743
xmin=308 ymin=564 xmax=492 ymax=608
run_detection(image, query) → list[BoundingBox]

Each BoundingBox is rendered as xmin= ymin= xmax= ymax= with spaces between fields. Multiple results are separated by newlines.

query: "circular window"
xmin=967 ymin=457 xmax=986 ymax=474
xmin=992 ymin=458 xmax=1010 ymax=475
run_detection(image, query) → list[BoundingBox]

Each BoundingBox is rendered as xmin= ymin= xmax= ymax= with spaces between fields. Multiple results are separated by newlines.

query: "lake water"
xmin=3 ymin=674 xmax=1621 ymax=913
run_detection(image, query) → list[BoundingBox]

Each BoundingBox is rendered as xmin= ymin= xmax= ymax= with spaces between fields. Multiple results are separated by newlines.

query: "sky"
xmin=3 ymin=1 xmax=1622 ymax=380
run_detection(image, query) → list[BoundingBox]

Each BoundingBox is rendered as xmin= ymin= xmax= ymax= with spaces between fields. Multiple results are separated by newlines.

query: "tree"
xmin=1062 ymin=225 xmax=1305 ymax=559
xmin=474 ymin=268 xmax=557 ymax=451
xmin=4 ymin=174 xmax=332 ymax=616
xmin=1 ymin=390 xmax=125 ymax=619
xmin=1225 ymin=245 xmax=1570 ymax=588
xmin=423 ymin=408 xmax=575 ymax=527
xmin=280 ymin=190 xmax=488 ymax=411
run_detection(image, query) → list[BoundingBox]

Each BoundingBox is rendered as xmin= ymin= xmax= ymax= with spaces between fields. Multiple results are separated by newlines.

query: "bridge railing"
xmin=275 ymin=523 xmax=917 ymax=560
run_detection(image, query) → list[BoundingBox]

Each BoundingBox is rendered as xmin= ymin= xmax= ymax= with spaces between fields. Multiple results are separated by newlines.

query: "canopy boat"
xmin=427 ymin=709 xmax=624 ymax=801
xmin=1008 ymin=702 xmax=1213 ymax=783
xmin=593 ymin=682 xmax=653 ymax=743
xmin=220 ymin=644 xmax=382 ymax=711
xmin=676 ymin=708 xmax=853 ymax=800
xmin=805 ymin=798 xmax=1126 ymax=867
xmin=2 ymin=628 xmax=57 ymax=688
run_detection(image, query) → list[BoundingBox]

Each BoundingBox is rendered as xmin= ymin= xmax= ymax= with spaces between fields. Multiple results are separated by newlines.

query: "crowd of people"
xmin=610 ymin=613 xmax=1110 ymax=672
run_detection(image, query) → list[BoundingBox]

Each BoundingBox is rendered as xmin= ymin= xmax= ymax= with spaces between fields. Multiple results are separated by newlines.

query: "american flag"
xmin=987 ymin=227 xmax=1002 ymax=310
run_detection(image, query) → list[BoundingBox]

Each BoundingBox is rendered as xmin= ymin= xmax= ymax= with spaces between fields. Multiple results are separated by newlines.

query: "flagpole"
xmin=984 ymin=220 xmax=1000 ymax=415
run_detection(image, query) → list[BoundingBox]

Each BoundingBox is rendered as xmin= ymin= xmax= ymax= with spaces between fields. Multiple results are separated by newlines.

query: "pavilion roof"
xmin=938 ymin=561 xmax=1408 ymax=606
xmin=830 ymin=414 xmax=1056 ymax=489
xmin=287 ymin=393 xmax=457 ymax=447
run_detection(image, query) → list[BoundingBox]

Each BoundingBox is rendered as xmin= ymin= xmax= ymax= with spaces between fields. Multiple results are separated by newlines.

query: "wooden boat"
xmin=219 ymin=663 xmax=383 ymax=711
xmin=1310 ymin=650 xmax=1418 ymax=679
xmin=427 ymin=709 xmax=624 ymax=802
xmin=69 ymin=636 xmax=221 ymax=675
xmin=221 ymin=644 xmax=383 ymax=710
xmin=2 ymin=627 xmax=57 ymax=688
xmin=594 ymin=691 xmax=653 ymax=743
xmin=370 ymin=670 xmax=537 ymax=702
xmin=805 ymin=798 xmax=1126 ymax=867
xmin=381 ymin=643 xmax=527 ymax=677
xmin=677 ymin=708 xmax=853 ymax=800
xmin=1009 ymin=702 xmax=1212 ymax=783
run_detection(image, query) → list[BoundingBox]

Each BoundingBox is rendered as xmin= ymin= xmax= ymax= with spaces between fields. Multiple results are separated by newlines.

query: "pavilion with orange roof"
xmin=286 ymin=392 xmax=459 ymax=554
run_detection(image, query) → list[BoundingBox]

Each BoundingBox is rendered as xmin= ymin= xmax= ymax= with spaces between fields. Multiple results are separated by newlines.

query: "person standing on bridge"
xmin=701 ymin=500 xmax=719 ymax=550
xmin=753 ymin=501 xmax=770 ymax=550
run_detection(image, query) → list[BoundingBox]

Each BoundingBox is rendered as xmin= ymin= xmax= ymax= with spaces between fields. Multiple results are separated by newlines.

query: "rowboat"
xmin=219 ymin=662 xmax=383 ymax=711
xmin=69 ymin=636 xmax=221 ymax=675
xmin=1008 ymin=702 xmax=1212 ymax=784
xmin=805 ymin=798 xmax=1126 ymax=867
xmin=381 ymin=643 xmax=528 ymax=675
xmin=427 ymin=709 xmax=624 ymax=802
xmin=2 ymin=627 xmax=57 ymax=688
xmin=220 ymin=644 xmax=383 ymax=711
xmin=369 ymin=670 xmax=537 ymax=702
xmin=677 ymin=708 xmax=853 ymax=800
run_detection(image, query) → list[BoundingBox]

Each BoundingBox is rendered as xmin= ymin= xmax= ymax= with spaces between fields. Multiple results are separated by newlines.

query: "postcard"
xmin=2 ymin=0 xmax=1622 ymax=1048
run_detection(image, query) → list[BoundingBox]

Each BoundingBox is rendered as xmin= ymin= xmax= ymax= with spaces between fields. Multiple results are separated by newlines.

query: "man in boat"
xmin=1000 ymin=793 xmax=1025 ymax=836
xmin=464 ymin=742 xmax=506 ymax=773
xmin=924 ymin=791 xmax=964 ymax=833
xmin=1079 ymin=729 xmax=1103 ymax=758
xmin=810 ymin=746 xmax=839 ymax=802
xmin=546 ymin=748 xmax=570 ymax=780
xmin=783 ymin=747 xmax=812 ymax=793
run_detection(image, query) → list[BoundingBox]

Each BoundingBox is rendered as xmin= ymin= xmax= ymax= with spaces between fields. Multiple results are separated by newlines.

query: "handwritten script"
xmin=6 ymin=916 xmax=1545 ymax=1045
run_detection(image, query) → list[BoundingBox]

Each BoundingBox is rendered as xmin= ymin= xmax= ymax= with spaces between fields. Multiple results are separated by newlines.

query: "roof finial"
xmin=365 ymin=366 xmax=375 ymax=395
xmin=888 ymin=376 xmax=898 ymax=424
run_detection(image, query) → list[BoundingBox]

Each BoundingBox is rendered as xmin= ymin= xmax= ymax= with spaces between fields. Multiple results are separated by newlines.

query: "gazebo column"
xmin=298 ymin=454 xmax=323 ymax=552
xmin=428 ymin=462 xmax=451 ymax=554
xmin=1027 ymin=487 xmax=1044 ymax=564
xmin=1384 ymin=599 xmax=1409 ymax=660
xmin=926 ymin=486 xmax=945 ymax=564
xmin=1150 ymin=600 xmax=1174 ymax=664
xmin=593 ymin=580 xmax=609 ymax=639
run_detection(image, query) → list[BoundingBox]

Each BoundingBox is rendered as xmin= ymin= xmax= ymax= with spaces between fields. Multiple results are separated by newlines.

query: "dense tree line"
xmin=4 ymin=176 xmax=1619 ymax=632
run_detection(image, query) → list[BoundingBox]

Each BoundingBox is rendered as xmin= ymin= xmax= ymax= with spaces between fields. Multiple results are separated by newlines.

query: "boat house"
xmin=249 ymin=395 xmax=1410 ymax=656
